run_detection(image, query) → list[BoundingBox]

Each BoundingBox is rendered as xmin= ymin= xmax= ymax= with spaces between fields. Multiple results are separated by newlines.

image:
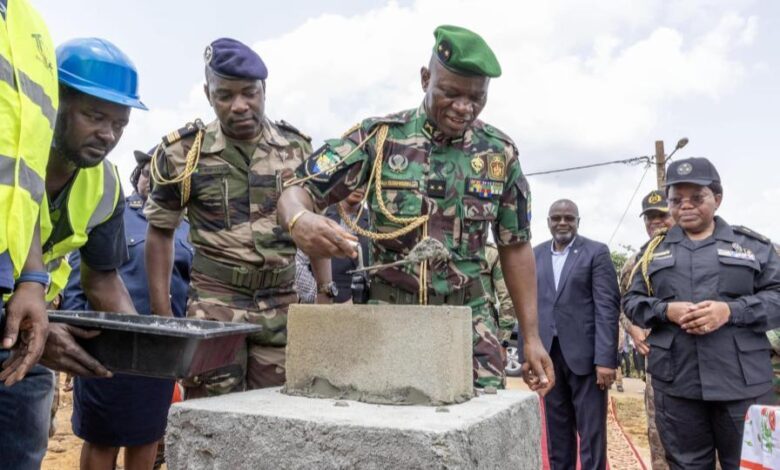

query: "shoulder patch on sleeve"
xmin=161 ymin=119 xmax=205 ymax=147
xmin=276 ymin=119 xmax=311 ymax=142
xmin=733 ymin=225 xmax=771 ymax=244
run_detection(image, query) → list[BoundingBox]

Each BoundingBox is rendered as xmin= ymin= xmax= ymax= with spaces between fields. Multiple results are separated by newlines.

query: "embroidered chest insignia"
xmin=488 ymin=154 xmax=505 ymax=180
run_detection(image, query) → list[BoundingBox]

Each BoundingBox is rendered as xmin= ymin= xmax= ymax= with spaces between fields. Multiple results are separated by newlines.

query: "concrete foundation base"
xmin=166 ymin=387 xmax=541 ymax=469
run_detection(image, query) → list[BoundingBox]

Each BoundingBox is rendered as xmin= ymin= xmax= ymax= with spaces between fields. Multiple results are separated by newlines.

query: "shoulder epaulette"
xmin=161 ymin=119 xmax=205 ymax=147
xmin=733 ymin=225 xmax=771 ymax=244
xmin=276 ymin=119 xmax=311 ymax=142
xmin=477 ymin=120 xmax=514 ymax=145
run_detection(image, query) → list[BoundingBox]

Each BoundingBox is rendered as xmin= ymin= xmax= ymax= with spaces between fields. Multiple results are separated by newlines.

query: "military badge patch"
xmin=488 ymin=154 xmax=505 ymax=180
xmin=466 ymin=178 xmax=504 ymax=199
xmin=677 ymin=162 xmax=693 ymax=175
xmin=306 ymin=149 xmax=341 ymax=179
xmin=648 ymin=193 xmax=662 ymax=204
xmin=427 ymin=179 xmax=446 ymax=198
xmin=470 ymin=156 xmax=484 ymax=174
xmin=388 ymin=154 xmax=409 ymax=173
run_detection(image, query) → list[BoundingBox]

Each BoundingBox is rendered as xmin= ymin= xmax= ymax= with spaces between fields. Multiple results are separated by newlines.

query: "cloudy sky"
xmin=35 ymin=0 xmax=780 ymax=250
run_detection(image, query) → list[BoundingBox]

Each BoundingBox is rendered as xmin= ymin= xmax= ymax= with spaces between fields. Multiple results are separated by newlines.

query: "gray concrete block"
xmin=166 ymin=387 xmax=541 ymax=470
xmin=283 ymin=304 xmax=473 ymax=405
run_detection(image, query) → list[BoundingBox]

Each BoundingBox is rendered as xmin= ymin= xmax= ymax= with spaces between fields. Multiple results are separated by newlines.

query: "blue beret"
xmin=204 ymin=38 xmax=267 ymax=80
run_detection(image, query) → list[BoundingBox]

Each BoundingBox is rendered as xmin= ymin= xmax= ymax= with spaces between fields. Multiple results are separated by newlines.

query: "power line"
xmin=525 ymin=155 xmax=652 ymax=177
xmin=608 ymin=162 xmax=652 ymax=246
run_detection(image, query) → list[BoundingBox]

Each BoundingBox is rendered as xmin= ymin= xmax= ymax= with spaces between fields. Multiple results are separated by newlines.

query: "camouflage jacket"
xmin=483 ymin=243 xmax=516 ymax=342
xmin=146 ymin=118 xmax=311 ymax=299
xmin=297 ymin=106 xmax=531 ymax=300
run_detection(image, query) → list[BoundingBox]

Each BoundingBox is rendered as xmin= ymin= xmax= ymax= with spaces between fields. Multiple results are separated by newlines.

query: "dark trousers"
xmin=654 ymin=388 xmax=773 ymax=470
xmin=620 ymin=350 xmax=632 ymax=377
xmin=633 ymin=349 xmax=645 ymax=376
xmin=544 ymin=338 xmax=608 ymax=470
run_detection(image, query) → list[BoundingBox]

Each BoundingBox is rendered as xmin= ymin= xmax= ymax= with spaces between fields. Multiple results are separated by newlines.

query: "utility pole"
xmin=655 ymin=140 xmax=666 ymax=189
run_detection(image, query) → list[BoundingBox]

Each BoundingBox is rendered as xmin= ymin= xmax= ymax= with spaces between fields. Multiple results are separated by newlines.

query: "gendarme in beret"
xmin=204 ymin=37 xmax=267 ymax=80
xmin=433 ymin=25 xmax=501 ymax=78
xmin=639 ymin=189 xmax=669 ymax=216
xmin=665 ymin=157 xmax=721 ymax=187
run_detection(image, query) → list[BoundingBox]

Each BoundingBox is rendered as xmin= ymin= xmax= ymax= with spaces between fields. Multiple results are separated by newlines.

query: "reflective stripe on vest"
xmin=41 ymin=160 xmax=121 ymax=299
xmin=0 ymin=0 xmax=57 ymax=278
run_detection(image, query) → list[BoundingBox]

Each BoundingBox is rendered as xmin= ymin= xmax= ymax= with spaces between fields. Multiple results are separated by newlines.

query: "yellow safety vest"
xmin=41 ymin=160 xmax=121 ymax=300
xmin=0 ymin=0 xmax=57 ymax=278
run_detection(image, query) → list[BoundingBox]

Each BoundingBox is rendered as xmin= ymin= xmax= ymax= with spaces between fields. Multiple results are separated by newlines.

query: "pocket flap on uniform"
xmin=718 ymin=255 xmax=760 ymax=271
xmin=647 ymin=328 xmax=675 ymax=349
xmin=734 ymin=331 xmax=771 ymax=352
xmin=646 ymin=256 xmax=675 ymax=276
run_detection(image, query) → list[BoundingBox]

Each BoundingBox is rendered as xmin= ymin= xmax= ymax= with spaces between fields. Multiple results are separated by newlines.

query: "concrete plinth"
xmin=284 ymin=304 xmax=473 ymax=405
xmin=166 ymin=387 xmax=540 ymax=470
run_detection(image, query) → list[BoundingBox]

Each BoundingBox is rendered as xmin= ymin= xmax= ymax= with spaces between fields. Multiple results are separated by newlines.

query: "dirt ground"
xmin=44 ymin=377 xmax=650 ymax=469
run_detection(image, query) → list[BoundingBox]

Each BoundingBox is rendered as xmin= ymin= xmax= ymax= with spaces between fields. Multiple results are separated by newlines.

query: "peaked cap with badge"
xmin=289 ymin=25 xmax=527 ymax=390
xmin=665 ymin=157 xmax=720 ymax=187
xmin=640 ymin=189 xmax=669 ymax=216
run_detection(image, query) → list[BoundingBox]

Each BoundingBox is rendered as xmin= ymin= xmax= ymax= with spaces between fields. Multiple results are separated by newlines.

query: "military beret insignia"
xmin=488 ymin=154 xmax=505 ymax=180
xmin=437 ymin=40 xmax=452 ymax=63
xmin=467 ymin=177 xmax=504 ymax=199
xmin=204 ymin=45 xmax=213 ymax=64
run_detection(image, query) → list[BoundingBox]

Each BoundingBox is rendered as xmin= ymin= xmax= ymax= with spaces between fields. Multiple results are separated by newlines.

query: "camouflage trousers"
xmin=645 ymin=373 xmax=669 ymax=470
xmin=471 ymin=304 xmax=506 ymax=389
xmin=184 ymin=289 xmax=297 ymax=398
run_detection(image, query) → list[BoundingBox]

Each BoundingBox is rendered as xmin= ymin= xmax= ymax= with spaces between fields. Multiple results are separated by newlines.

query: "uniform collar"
xmin=201 ymin=117 xmax=289 ymax=154
xmin=417 ymin=105 xmax=466 ymax=147
xmin=664 ymin=216 xmax=733 ymax=243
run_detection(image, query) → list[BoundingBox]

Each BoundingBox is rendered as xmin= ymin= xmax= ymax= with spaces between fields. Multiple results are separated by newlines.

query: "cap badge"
xmin=388 ymin=154 xmax=409 ymax=173
xmin=437 ymin=40 xmax=452 ymax=63
xmin=470 ymin=156 xmax=484 ymax=173
xmin=677 ymin=162 xmax=693 ymax=175
xmin=648 ymin=193 xmax=662 ymax=204
xmin=203 ymin=45 xmax=213 ymax=64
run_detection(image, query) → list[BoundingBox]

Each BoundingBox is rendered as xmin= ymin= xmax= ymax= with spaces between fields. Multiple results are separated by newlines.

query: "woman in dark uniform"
xmin=623 ymin=157 xmax=780 ymax=470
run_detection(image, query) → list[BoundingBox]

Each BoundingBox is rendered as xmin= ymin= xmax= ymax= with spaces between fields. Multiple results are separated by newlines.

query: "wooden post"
xmin=655 ymin=140 xmax=666 ymax=189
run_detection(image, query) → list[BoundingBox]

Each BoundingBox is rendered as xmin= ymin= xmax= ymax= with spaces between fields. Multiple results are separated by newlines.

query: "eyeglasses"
xmin=668 ymin=193 xmax=711 ymax=208
xmin=548 ymin=215 xmax=579 ymax=223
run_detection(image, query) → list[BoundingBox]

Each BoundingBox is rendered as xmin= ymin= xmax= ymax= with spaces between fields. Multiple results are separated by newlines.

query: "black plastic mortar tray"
xmin=47 ymin=311 xmax=262 ymax=379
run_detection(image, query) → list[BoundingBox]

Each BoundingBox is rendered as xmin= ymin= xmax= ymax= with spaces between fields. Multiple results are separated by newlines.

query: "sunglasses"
xmin=548 ymin=215 xmax=579 ymax=223
xmin=668 ymin=193 xmax=711 ymax=208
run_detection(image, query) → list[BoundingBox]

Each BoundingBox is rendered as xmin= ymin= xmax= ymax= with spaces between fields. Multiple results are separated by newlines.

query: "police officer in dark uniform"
xmin=61 ymin=148 xmax=193 ymax=469
xmin=623 ymin=157 xmax=780 ymax=470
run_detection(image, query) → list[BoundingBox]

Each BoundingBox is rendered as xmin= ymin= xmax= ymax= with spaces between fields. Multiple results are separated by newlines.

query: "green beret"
xmin=432 ymin=25 xmax=501 ymax=78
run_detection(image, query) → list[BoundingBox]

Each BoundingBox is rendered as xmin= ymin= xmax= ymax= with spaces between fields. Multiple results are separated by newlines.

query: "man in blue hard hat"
xmin=0 ymin=37 xmax=145 ymax=469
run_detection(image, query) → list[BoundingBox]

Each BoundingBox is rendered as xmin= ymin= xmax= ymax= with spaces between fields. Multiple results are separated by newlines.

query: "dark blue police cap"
xmin=665 ymin=157 xmax=721 ymax=187
xmin=204 ymin=38 xmax=267 ymax=80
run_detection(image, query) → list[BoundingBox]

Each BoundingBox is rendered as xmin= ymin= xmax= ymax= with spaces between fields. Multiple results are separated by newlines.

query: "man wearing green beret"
xmin=278 ymin=25 xmax=554 ymax=393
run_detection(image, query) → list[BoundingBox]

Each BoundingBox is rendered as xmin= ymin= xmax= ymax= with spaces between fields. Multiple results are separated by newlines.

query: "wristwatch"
xmin=317 ymin=281 xmax=339 ymax=299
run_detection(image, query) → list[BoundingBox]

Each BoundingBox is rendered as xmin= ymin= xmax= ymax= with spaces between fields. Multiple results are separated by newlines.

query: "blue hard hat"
xmin=57 ymin=38 xmax=147 ymax=110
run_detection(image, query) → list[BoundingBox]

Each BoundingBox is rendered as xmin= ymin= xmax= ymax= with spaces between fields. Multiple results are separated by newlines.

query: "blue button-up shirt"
xmin=62 ymin=194 xmax=193 ymax=317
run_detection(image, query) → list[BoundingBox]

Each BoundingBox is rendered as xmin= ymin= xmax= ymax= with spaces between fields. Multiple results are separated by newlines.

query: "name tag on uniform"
xmin=466 ymin=178 xmax=504 ymax=199
xmin=381 ymin=179 xmax=419 ymax=190
xmin=717 ymin=248 xmax=756 ymax=261
xmin=651 ymin=249 xmax=672 ymax=260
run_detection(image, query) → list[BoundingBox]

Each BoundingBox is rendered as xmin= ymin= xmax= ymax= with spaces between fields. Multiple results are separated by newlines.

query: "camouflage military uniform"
xmin=483 ymin=242 xmax=516 ymax=344
xmin=296 ymin=106 xmax=532 ymax=389
xmin=145 ymin=118 xmax=311 ymax=395
xmin=620 ymin=253 xmax=668 ymax=470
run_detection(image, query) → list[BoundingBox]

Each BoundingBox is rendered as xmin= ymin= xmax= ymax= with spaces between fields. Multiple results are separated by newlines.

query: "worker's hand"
xmin=628 ymin=325 xmax=650 ymax=356
xmin=0 ymin=282 xmax=49 ymax=386
xmin=315 ymin=293 xmax=334 ymax=304
xmin=521 ymin=336 xmax=554 ymax=396
xmin=680 ymin=300 xmax=730 ymax=335
xmin=596 ymin=366 xmax=616 ymax=391
xmin=665 ymin=301 xmax=695 ymax=326
xmin=291 ymin=211 xmax=358 ymax=259
xmin=39 ymin=323 xmax=112 ymax=378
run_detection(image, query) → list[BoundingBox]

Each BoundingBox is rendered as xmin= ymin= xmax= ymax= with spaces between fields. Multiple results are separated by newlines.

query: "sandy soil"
xmin=44 ymin=377 xmax=651 ymax=469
